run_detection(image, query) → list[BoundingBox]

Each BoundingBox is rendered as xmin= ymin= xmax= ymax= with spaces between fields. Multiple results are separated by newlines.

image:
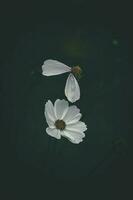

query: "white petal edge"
xmin=45 ymin=100 xmax=57 ymax=122
xmin=66 ymin=121 xmax=87 ymax=133
xmin=44 ymin=111 xmax=55 ymax=128
xmin=42 ymin=59 xmax=71 ymax=76
xmin=46 ymin=128 xmax=61 ymax=139
xmin=54 ymin=99 xmax=69 ymax=119
xmin=65 ymin=113 xmax=82 ymax=125
xmin=63 ymin=105 xmax=81 ymax=124
xmin=61 ymin=130 xmax=84 ymax=144
xmin=65 ymin=73 xmax=80 ymax=103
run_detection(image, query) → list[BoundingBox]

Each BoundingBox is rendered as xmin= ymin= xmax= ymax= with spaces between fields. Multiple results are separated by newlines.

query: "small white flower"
xmin=42 ymin=59 xmax=82 ymax=103
xmin=44 ymin=99 xmax=87 ymax=144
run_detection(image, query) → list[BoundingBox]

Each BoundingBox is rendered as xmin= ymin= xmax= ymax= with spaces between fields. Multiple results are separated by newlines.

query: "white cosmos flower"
xmin=42 ymin=59 xmax=82 ymax=103
xmin=44 ymin=99 xmax=87 ymax=144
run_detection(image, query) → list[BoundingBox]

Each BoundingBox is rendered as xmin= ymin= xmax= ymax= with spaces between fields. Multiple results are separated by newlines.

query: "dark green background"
xmin=0 ymin=1 xmax=131 ymax=199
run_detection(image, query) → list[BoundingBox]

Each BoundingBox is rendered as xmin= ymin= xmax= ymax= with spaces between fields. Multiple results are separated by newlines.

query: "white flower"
xmin=42 ymin=59 xmax=82 ymax=103
xmin=44 ymin=99 xmax=87 ymax=144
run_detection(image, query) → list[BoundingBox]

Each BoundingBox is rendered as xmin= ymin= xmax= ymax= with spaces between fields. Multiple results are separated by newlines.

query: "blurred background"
xmin=0 ymin=0 xmax=131 ymax=199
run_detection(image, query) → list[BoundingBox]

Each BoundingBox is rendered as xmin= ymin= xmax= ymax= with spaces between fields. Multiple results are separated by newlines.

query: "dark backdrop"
xmin=0 ymin=0 xmax=131 ymax=199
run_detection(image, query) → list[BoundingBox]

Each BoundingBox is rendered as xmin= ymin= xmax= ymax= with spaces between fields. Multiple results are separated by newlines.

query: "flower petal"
xmin=54 ymin=99 xmax=69 ymax=119
xmin=66 ymin=121 xmax=87 ymax=133
xmin=65 ymin=73 xmax=80 ymax=103
xmin=45 ymin=100 xmax=57 ymax=122
xmin=44 ymin=111 xmax=55 ymax=128
xmin=42 ymin=59 xmax=71 ymax=76
xmin=66 ymin=113 xmax=82 ymax=125
xmin=63 ymin=105 xmax=81 ymax=124
xmin=46 ymin=128 xmax=61 ymax=139
xmin=61 ymin=130 xmax=84 ymax=144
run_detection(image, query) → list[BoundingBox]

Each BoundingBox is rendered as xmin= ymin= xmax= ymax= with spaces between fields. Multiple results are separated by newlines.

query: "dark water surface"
xmin=0 ymin=2 xmax=130 ymax=199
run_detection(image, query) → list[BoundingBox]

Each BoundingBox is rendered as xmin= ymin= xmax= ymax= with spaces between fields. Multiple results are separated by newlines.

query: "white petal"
xmin=66 ymin=121 xmax=87 ymax=133
xmin=46 ymin=128 xmax=61 ymax=139
xmin=42 ymin=59 xmax=71 ymax=76
xmin=45 ymin=100 xmax=57 ymax=122
xmin=65 ymin=73 xmax=80 ymax=103
xmin=63 ymin=105 xmax=81 ymax=124
xmin=61 ymin=130 xmax=84 ymax=144
xmin=66 ymin=113 xmax=82 ymax=125
xmin=44 ymin=111 xmax=55 ymax=128
xmin=54 ymin=99 xmax=69 ymax=119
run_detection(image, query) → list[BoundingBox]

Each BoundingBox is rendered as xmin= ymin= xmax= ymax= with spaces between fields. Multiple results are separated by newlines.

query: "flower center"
xmin=71 ymin=66 xmax=82 ymax=78
xmin=55 ymin=120 xmax=66 ymax=130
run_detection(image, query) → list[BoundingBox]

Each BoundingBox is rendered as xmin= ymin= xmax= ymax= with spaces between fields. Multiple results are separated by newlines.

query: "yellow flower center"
xmin=55 ymin=120 xmax=66 ymax=130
